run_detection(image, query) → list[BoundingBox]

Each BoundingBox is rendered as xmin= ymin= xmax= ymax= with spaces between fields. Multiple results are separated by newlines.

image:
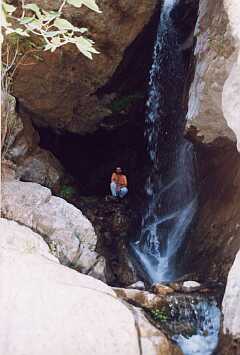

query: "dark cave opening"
xmin=37 ymin=114 xmax=146 ymax=197
xmin=34 ymin=0 xmax=198 ymax=202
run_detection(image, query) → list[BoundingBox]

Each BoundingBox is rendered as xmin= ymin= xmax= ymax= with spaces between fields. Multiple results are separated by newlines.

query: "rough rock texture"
xmin=187 ymin=0 xmax=240 ymax=147
xmin=184 ymin=138 xmax=240 ymax=282
xmin=184 ymin=0 xmax=240 ymax=283
xmin=131 ymin=306 xmax=182 ymax=355
xmin=1 ymin=93 xmax=19 ymax=156
xmin=1 ymin=94 xmax=64 ymax=191
xmin=0 ymin=218 xmax=139 ymax=355
xmin=222 ymin=0 xmax=240 ymax=151
xmin=16 ymin=148 xmax=64 ymax=191
xmin=13 ymin=0 xmax=158 ymax=134
xmin=0 ymin=217 xmax=181 ymax=355
xmin=218 ymin=249 xmax=240 ymax=354
xmin=1 ymin=179 xmax=107 ymax=281
xmin=75 ymin=196 xmax=139 ymax=286
xmin=113 ymin=288 xmax=167 ymax=309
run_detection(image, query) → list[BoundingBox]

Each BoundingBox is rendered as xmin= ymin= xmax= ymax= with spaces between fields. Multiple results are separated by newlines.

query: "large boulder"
xmin=13 ymin=0 xmax=158 ymax=134
xmin=0 ymin=218 xmax=139 ymax=355
xmin=131 ymin=306 xmax=182 ymax=355
xmin=1 ymin=180 xmax=106 ymax=281
xmin=0 ymin=218 xmax=181 ymax=355
xmin=16 ymin=148 xmax=64 ymax=192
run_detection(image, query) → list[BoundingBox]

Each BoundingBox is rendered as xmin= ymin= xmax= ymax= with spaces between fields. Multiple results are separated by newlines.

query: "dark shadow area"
xmin=37 ymin=116 xmax=145 ymax=196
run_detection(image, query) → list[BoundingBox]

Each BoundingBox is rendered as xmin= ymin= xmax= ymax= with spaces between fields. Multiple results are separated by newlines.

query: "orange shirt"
xmin=111 ymin=173 xmax=127 ymax=187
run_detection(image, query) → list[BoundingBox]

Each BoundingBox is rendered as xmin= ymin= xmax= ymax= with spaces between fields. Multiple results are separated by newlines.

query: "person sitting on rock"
xmin=110 ymin=167 xmax=128 ymax=199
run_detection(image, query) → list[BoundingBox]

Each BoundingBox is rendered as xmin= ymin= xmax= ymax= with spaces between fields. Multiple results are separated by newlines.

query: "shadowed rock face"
xmin=13 ymin=0 xmax=158 ymax=135
xmin=183 ymin=137 xmax=240 ymax=283
xmin=183 ymin=0 xmax=240 ymax=283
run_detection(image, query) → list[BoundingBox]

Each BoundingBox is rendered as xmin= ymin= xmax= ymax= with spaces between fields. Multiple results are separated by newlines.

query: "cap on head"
xmin=116 ymin=167 xmax=122 ymax=173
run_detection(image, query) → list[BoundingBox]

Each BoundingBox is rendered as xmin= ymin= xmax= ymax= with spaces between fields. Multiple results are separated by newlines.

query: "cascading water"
xmin=130 ymin=1 xmax=221 ymax=353
xmin=131 ymin=0 xmax=198 ymax=283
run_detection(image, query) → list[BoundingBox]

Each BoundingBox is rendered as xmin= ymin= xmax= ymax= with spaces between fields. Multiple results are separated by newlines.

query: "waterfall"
xmin=131 ymin=0 xmax=198 ymax=283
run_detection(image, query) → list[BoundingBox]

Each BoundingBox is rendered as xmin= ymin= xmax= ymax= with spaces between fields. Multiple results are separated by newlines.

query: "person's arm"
xmin=111 ymin=173 xmax=117 ymax=183
xmin=123 ymin=175 xmax=127 ymax=187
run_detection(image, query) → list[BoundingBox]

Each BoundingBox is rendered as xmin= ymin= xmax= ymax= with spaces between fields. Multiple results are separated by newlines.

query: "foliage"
xmin=1 ymin=0 xmax=101 ymax=155
xmin=109 ymin=93 xmax=144 ymax=114
xmin=149 ymin=308 xmax=169 ymax=323
xmin=1 ymin=0 xmax=101 ymax=58
xmin=59 ymin=184 xmax=77 ymax=200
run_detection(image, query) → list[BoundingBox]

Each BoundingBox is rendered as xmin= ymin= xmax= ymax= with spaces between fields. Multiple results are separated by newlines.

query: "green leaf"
xmin=42 ymin=10 xmax=59 ymax=22
xmin=44 ymin=31 xmax=62 ymax=37
xmin=6 ymin=28 xmax=30 ymax=37
xmin=1 ymin=10 xmax=10 ymax=29
xmin=79 ymin=27 xmax=88 ymax=33
xmin=54 ymin=18 xmax=75 ymax=31
xmin=20 ymin=16 xmax=35 ymax=25
xmin=73 ymin=36 xmax=99 ymax=59
xmin=26 ymin=18 xmax=42 ymax=30
xmin=23 ymin=3 xmax=42 ymax=18
xmin=2 ymin=3 xmax=16 ymax=14
xmin=81 ymin=0 xmax=101 ymax=12
xmin=51 ymin=36 xmax=62 ymax=45
xmin=67 ymin=0 xmax=101 ymax=13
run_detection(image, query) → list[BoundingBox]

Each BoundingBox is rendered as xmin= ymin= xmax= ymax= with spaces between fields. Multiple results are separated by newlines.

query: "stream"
xmin=130 ymin=0 xmax=221 ymax=353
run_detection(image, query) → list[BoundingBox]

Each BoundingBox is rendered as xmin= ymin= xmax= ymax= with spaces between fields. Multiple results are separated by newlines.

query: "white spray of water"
xmin=130 ymin=1 xmax=221 ymax=353
xmin=131 ymin=0 xmax=197 ymax=283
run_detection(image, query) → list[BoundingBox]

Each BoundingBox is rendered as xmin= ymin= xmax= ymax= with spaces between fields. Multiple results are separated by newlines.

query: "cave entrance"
xmin=37 ymin=119 xmax=145 ymax=197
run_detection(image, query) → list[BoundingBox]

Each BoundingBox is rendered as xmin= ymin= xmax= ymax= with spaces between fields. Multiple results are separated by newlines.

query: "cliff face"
xmin=185 ymin=0 xmax=240 ymax=352
xmin=13 ymin=0 xmax=158 ymax=134
xmin=187 ymin=0 xmax=240 ymax=148
xmin=185 ymin=0 xmax=240 ymax=281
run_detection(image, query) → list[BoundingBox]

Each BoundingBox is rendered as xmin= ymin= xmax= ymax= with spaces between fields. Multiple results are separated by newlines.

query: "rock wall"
xmin=185 ymin=1 xmax=240 ymax=352
xmin=1 ymin=94 xmax=64 ymax=191
xmin=13 ymin=0 xmax=158 ymax=134
xmin=185 ymin=0 xmax=240 ymax=281
xmin=186 ymin=0 xmax=239 ymax=147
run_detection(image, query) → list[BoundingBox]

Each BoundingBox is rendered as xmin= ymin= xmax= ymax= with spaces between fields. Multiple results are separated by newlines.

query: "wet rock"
xmin=131 ymin=306 xmax=183 ymax=355
xmin=113 ymin=288 xmax=167 ymax=309
xmin=1 ymin=180 xmax=107 ymax=281
xmin=182 ymin=281 xmax=201 ymax=293
xmin=152 ymin=284 xmax=175 ymax=295
xmin=74 ymin=196 xmax=139 ymax=286
xmin=168 ymin=283 xmax=183 ymax=292
xmin=128 ymin=281 xmax=146 ymax=290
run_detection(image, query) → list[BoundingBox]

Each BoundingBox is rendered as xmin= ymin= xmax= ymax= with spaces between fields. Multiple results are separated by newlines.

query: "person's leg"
xmin=119 ymin=187 xmax=128 ymax=198
xmin=110 ymin=182 xmax=117 ymax=197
